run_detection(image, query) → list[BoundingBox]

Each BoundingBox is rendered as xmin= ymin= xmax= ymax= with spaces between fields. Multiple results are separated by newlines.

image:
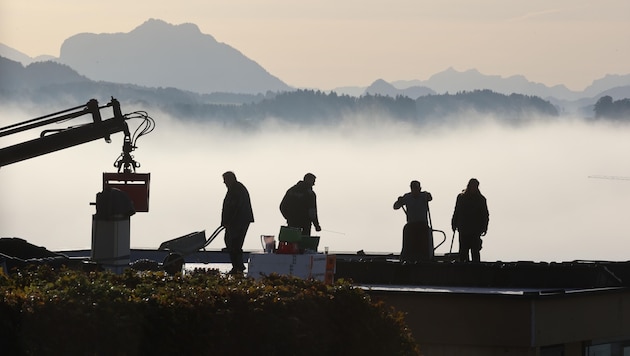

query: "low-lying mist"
xmin=2 ymin=109 xmax=630 ymax=263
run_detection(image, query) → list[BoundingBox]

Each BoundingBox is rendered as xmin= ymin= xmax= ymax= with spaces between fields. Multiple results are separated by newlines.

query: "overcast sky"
xmin=1 ymin=1 xmax=629 ymax=91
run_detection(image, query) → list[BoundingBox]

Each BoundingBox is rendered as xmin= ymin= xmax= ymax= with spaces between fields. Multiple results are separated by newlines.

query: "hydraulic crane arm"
xmin=0 ymin=98 xmax=131 ymax=168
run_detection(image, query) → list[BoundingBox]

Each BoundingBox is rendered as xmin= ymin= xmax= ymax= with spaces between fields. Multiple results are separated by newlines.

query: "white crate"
xmin=247 ymin=253 xmax=336 ymax=283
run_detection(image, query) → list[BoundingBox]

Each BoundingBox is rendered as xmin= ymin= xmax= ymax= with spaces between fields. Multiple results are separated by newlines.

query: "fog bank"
xmin=2 ymin=111 xmax=629 ymax=262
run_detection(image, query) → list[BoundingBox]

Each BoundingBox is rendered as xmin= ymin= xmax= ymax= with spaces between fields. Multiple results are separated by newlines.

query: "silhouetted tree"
xmin=593 ymin=96 xmax=630 ymax=120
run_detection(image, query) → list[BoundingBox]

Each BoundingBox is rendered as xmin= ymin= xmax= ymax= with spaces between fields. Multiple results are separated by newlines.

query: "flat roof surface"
xmin=360 ymin=284 xmax=626 ymax=296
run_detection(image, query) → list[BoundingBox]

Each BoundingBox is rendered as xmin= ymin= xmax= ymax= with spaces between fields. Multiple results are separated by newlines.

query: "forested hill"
xmin=163 ymin=89 xmax=559 ymax=127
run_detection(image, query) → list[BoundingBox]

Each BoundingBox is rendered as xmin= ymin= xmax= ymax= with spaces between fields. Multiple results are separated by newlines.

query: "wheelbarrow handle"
xmin=203 ymin=226 xmax=226 ymax=249
xmin=432 ymin=229 xmax=447 ymax=251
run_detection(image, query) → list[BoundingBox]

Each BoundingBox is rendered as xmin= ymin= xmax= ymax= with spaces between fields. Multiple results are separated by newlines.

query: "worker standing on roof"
xmin=451 ymin=178 xmax=489 ymax=263
xmin=394 ymin=180 xmax=433 ymax=262
xmin=221 ymin=171 xmax=254 ymax=275
xmin=280 ymin=173 xmax=321 ymax=236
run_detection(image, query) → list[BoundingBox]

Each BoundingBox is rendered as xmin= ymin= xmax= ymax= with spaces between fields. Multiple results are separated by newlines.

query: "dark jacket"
xmin=221 ymin=181 xmax=254 ymax=227
xmin=280 ymin=180 xmax=319 ymax=226
xmin=451 ymin=191 xmax=489 ymax=234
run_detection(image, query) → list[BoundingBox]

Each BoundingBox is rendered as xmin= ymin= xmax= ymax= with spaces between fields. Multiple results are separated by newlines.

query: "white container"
xmin=91 ymin=215 xmax=130 ymax=274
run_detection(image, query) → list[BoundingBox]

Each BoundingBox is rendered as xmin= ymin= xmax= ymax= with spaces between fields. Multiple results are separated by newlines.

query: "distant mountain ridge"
xmin=0 ymin=43 xmax=55 ymax=65
xmin=383 ymin=68 xmax=630 ymax=102
xmin=392 ymin=68 xmax=567 ymax=98
xmin=1 ymin=18 xmax=629 ymax=101
xmin=364 ymin=79 xmax=435 ymax=98
xmin=57 ymin=19 xmax=291 ymax=95
xmin=0 ymin=56 xmax=90 ymax=92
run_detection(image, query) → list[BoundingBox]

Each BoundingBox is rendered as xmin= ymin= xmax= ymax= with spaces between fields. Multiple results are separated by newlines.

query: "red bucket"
xmin=276 ymin=241 xmax=299 ymax=254
xmin=103 ymin=172 xmax=150 ymax=212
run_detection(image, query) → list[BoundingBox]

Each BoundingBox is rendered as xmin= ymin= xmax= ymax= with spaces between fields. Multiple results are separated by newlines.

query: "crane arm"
xmin=0 ymin=98 xmax=131 ymax=168
xmin=0 ymin=117 xmax=129 ymax=167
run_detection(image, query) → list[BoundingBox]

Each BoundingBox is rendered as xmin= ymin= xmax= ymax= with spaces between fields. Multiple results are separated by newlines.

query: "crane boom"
xmin=0 ymin=98 xmax=130 ymax=167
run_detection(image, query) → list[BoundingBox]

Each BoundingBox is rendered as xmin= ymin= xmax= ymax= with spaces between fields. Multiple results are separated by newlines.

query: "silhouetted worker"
xmin=394 ymin=180 xmax=433 ymax=262
xmin=280 ymin=173 xmax=321 ymax=236
xmin=451 ymin=178 xmax=489 ymax=262
xmin=221 ymin=171 xmax=254 ymax=274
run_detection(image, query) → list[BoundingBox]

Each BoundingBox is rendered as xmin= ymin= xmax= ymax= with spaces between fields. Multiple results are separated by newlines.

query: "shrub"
xmin=0 ymin=266 xmax=420 ymax=355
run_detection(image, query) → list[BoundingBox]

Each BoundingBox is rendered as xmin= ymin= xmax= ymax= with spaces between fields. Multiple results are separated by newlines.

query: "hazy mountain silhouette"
xmin=0 ymin=56 xmax=89 ymax=92
xmin=1 ymin=18 xmax=629 ymax=114
xmin=2 ymin=19 xmax=629 ymax=101
xmin=348 ymin=68 xmax=628 ymax=103
xmin=0 ymin=44 xmax=31 ymax=66
xmin=598 ymin=86 xmax=630 ymax=100
xmin=0 ymin=43 xmax=55 ymax=66
xmin=585 ymin=75 xmax=630 ymax=98
xmin=387 ymin=67 xmax=577 ymax=100
xmin=0 ymin=55 xmax=266 ymax=111
xmin=364 ymin=79 xmax=435 ymax=99
xmin=57 ymin=19 xmax=291 ymax=95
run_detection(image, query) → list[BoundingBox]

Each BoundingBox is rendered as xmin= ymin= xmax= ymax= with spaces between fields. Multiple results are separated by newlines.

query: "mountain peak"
xmin=58 ymin=19 xmax=290 ymax=94
xmin=364 ymin=78 xmax=434 ymax=98
xmin=132 ymin=18 xmax=205 ymax=38
xmin=368 ymin=79 xmax=395 ymax=89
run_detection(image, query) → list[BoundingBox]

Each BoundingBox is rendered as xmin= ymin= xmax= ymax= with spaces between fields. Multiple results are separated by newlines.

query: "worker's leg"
xmin=471 ymin=235 xmax=482 ymax=262
xmin=226 ymin=223 xmax=249 ymax=272
xmin=400 ymin=223 xmax=411 ymax=262
xmin=458 ymin=231 xmax=471 ymax=262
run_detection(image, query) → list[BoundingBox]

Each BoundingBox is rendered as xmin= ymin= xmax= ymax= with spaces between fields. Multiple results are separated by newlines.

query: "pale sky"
xmin=1 ymin=0 xmax=629 ymax=91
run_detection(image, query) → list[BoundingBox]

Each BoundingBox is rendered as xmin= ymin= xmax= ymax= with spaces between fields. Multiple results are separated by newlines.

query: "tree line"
xmin=159 ymin=89 xmax=560 ymax=128
xmin=594 ymin=96 xmax=630 ymax=120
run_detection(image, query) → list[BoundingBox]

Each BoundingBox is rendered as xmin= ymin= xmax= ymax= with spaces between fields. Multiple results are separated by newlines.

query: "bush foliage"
xmin=0 ymin=266 xmax=420 ymax=355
